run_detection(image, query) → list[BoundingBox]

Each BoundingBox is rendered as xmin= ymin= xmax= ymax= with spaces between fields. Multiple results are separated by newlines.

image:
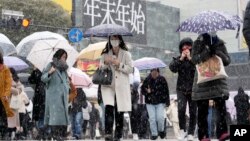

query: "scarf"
xmin=52 ymin=58 xmax=68 ymax=72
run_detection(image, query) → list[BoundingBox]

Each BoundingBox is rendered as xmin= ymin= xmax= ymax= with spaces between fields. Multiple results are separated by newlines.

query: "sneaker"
xmin=179 ymin=129 xmax=187 ymax=140
xmin=132 ymin=134 xmax=139 ymax=140
xmin=219 ymin=132 xmax=230 ymax=141
xmin=150 ymin=136 xmax=158 ymax=140
xmin=187 ymin=134 xmax=194 ymax=141
xmin=201 ymin=138 xmax=211 ymax=141
xmin=105 ymin=134 xmax=113 ymax=141
xmin=159 ymin=131 xmax=166 ymax=139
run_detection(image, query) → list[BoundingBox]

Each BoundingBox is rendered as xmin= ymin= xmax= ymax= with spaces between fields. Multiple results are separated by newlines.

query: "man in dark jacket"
xmin=243 ymin=1 xmax=250 ymax=56
xmin=234 ymin=87 xmax=250 ymax=125
xmin=141 ymin=68 xmax=170 ymax=140
xmin=169 ymin=37 xmax=197 ymax=141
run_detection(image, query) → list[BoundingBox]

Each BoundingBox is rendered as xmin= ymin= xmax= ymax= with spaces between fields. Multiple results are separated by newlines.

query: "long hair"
xmin=53 ymin=49 xmax=68 ymax=60
xmin=101 ymin=35 xmax=128 ymax=55
xmin=9 ymin=67 xmax=19 ymax=82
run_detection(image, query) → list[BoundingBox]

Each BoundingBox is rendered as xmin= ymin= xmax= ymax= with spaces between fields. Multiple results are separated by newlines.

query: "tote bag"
xmin=92 ymin=66 xmax=112 ymax=85
xmin=196 ymin=55 xmax=228 ymax=84
xmin=10 ymin=94 xmax=22 ymax=110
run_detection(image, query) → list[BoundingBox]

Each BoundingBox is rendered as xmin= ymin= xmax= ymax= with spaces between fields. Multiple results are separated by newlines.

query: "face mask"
xmin=110 ymin=40 xmax=120 ymax=47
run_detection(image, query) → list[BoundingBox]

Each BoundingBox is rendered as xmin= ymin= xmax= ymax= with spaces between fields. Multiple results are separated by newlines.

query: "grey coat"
xmin=41 ymin=63 xmax=70 ymax=126
xmin=191 ymin=35 xmax=231 ymax=101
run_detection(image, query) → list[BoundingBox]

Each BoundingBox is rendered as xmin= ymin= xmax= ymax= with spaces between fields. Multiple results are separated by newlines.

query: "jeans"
xmin=71 ymin=112 xmax=83 ymax=138
xmin=146 ymin=103 xmax=165 ymax=136
xmin=100 ymin=103 xmax=105 ymax=130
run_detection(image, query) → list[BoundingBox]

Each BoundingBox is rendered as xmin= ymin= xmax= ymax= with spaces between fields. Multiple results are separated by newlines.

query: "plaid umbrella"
xmin=177 ymin=10 xmax=242 ymax=34
xmin=84 ymin=24 xmax=132 ymax=37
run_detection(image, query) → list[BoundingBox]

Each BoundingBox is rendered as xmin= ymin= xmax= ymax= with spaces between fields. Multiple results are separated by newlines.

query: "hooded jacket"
xmin=169 ymin=38 xmax=195 ymax=93
xmin=234 ymin=87 xmax=250 ymax=124
xmin=191 ymin=34 xmax=230 ymax=100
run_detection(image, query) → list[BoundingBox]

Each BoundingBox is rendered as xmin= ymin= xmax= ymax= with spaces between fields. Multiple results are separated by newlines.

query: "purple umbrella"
xmin=177 ymin=10 xmax=242 ymax=34
xmin=133 ymin=57 xmax=167 ymax=70
xmin=84 ymin=24 xmax=132 ymax=37
xmin=4 ymin=56 xmax=29 ymax=71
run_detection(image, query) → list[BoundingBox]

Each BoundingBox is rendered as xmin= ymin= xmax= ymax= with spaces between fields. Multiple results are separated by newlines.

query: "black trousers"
xmin=177 ymin=91 xmax=197 ymax=135
xmin=129 ymin=104 xmax=140 ymax=134
xmin=50 ymin=125 xmax=67 ymax=139
xmin=105 ymin=104 xmax=124 ymax=139
xmin=197 ymin=98 xmax=228 ymax=140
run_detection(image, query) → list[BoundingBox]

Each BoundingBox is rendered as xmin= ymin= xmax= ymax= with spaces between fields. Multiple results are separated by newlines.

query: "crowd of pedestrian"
xmin=1 ymin=7 xmax=250 ymax=140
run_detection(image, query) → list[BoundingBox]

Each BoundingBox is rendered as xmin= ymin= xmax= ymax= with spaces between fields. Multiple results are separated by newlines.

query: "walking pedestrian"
xmin=41 ymin=49 xmax=70 ymax=140
xmin=234 ymin=87 xmax=250 ymax=125
xmin=166 ymin=98 xmax=181 ymax=140
xmin=191 ymin=33 xmax=231 ymax=141
xmin=141 ymin=68 xmax=170 ymax=140
xmin=100 ymin=35 xmax=133 ymax=141
xmin=243 ymin=1 xmax=250 ymax=56
xmin=169 ymin=37 xmax=197 ymax=141
xmin=28 ymin=68 xmax=46 ymax=139
xmin=0 ymin=52 xmax=14 ymax=139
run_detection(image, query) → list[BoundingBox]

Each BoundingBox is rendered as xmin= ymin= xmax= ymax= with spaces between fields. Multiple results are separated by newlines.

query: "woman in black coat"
xmin=28 ymin=68 xmax=46 ymax=139
xmin=191 ymin=33 xmax=231 ymax=141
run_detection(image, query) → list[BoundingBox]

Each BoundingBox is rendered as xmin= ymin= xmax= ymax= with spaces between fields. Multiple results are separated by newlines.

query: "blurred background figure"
xmin=82 ymin=100 xmax=92 ymax=139
xmin=89 ymin=102 xmax=100 ymax=140
xmin=207 ymin=100 xmax=217 ymax=139
xmin=28 ymin=68 xmax=46 ymax=140
xmin=166 ymin=98 xmax=181 ymax=140
xmin=234 ymin=87 xmax=250 ymax=125
xmin=0 ymin=52 xmax=13 ymax=140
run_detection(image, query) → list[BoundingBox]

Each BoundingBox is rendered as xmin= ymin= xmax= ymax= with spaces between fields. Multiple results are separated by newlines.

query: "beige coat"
xmin=100 ymin=49 xmax=133 ymax=112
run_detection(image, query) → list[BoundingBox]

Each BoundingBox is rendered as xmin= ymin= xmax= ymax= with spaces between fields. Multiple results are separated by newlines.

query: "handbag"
xmin=196 ymin=55 xmax=228 ymax=84
xmin=10 ymin=94 xmax=22 ymax=110
xmin=92 ymin=66 xmax=112 ymax=85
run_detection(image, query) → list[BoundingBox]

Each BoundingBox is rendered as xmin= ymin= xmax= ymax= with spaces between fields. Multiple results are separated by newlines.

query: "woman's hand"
xmin=104 ymin=55 xmax=113 ymax=64
xmin=49 ymin=66 xmax=56 ymax=75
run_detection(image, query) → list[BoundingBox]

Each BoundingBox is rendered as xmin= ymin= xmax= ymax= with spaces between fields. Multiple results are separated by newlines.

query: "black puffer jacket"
xmin=243 ymin=1 xmax=250 ymax=52
xmin=169 ymin=38 xmax=195 ymax=93
xmin=141 ymin=74 xmax=170 ymax=106
xmin=191 ymin=34 xmax=231 ymax=101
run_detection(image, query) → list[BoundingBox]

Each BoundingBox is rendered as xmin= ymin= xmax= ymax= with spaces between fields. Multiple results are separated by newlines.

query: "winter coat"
xmin=234 ymin=87 xmax=250 ymax=124
xmin=191 ymin=34 xmax=231 ymax=101
xmin=17 ymin=86 xmax=30 ymax=113
xmin=141 ymin=74 xmax=170 ymax=106
xmin=243 ymin=1 xmax=250 ymax=50
xmin=169 ymin=57 xmax=195 ymax=93
xmin=89 ymin=105 xmax=100 ymax=125
xmin=100 ymin=49 xmax=133 ymax=112
xmin=41 ymin=63 xmax=70 ymax=126
xmin=169 ymin=37 xmax=195 ymax=93
xmin=0 ymin=65 xmax=14 ymax=118
xmin=28 ymin=69 xmax=46 ymax=121
xmin=71 ymin=88 xmax=87 ymax=113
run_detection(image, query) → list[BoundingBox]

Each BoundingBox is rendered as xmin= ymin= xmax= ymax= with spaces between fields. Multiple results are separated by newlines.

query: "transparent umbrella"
xmin=0 ymin=33 xmax=17 ymax=56
xmin=16 ymin=31 xmax=67 ymax=57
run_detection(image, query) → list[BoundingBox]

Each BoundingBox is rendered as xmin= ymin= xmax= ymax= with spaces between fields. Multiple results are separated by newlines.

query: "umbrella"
xmin=78 ymin=41 xmax=107 ymax=60
xmin=177 ymin=10 xmax=242 ymax=34
xmin=26 ymin=40 xmax=78 ymax=71
xmin=3 ymin=56 xmax=29 ymax=71
xmin=133 ymin=57 xmax=167 ymax=70
xmin=0 ymin=33 xmax=17 ymax=56
xmin=84 ymin=24 xmax=133 ymax=37
xmin=68 ymin=67 xmax=92 ymax=88
xmin=16 ymin=31 xmax=67 ymax=57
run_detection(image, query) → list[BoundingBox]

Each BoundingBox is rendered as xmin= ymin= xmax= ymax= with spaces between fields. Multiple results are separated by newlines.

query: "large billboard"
xmin=52 ymin=0 xmax=72 ymax=14
xmin=82 ymin=0 xmax=147 ymax=44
